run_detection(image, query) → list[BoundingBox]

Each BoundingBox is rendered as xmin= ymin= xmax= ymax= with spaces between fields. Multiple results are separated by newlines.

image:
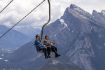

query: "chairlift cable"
xmin=0 ymin=0 xmax=45 ymax=39
xmin=0 ymin=0 xmax=13 ymax=13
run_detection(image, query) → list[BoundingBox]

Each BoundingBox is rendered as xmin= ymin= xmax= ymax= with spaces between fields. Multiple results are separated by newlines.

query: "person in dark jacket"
xmin=34 ymin=35 xmax=48 ymax=58
xmin=43 ymin=35 xmax=60 ymax=58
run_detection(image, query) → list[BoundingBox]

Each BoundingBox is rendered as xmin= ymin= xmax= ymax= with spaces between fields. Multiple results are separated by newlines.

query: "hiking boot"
xmin=55 ymin=54 xmax=60 ymax=58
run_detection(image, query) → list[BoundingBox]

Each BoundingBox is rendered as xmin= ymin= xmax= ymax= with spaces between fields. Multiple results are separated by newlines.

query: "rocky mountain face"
xmin=44 ymin=4 xmax=105 ymax=70
xmin=92 ymin=10 xmax=105 ymax=27
xmin=2 ymin=4 xmax=105 ymax=70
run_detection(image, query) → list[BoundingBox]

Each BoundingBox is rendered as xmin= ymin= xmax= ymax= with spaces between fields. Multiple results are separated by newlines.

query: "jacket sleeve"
xmin=35 ymin=40 xmax=45 ymax=48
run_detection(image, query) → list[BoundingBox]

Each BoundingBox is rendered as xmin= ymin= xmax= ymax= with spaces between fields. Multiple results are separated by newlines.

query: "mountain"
xmin=0 ymin=25 xmax=30 ymax=49
xmin=2 ymin=4 xmax=105 ymax=70
xmin=44 ymin=4 xmax=105 ymax=70
xmin=92 ymin=10 xmax=105 ymax=27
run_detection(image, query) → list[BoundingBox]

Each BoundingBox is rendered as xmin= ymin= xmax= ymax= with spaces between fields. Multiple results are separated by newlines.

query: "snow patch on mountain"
xmin=60 ymin=19 xmax=70 ymax=31
xmin=0 ymin=58 xmax=3 ymax=60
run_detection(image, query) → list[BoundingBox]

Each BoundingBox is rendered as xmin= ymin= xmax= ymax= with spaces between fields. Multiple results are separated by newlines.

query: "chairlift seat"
xmin=35 ymin=46 xmax=43 ymax=52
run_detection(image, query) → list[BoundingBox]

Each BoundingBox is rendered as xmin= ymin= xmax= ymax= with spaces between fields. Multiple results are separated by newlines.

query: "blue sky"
xmin=0 ymin=0 xmax=105 ymax=28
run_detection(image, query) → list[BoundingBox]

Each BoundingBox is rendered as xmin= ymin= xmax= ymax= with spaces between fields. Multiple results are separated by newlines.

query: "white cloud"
xmin=71 ymin=0 xmax=105 ymax=13
xmin=0 ymin=0 xmax=105 ymax=28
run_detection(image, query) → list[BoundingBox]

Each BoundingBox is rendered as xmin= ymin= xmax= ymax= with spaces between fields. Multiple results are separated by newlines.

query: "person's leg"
xmin=51 ymin=46 xmax=60 ymax=57
xmin=47 ymin=47 xmax=51 ymax=58
xmin=42 ymin=48 xmax=48 ymax=58
xmin=51 ymin=46 xmax=57 ymax=52
xmin=51 ymin=46 xmax=58 ymax=55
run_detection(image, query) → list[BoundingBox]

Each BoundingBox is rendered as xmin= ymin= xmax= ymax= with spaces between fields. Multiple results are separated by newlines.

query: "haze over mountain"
xmin=0 ymin=25 xmax=30 ymax=49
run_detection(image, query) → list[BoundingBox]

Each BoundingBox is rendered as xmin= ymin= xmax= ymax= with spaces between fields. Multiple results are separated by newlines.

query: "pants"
xmin=39 ymin=48 xmax=47 ymax=58
xmin=47 ymin=46 xmax=59 ymax=56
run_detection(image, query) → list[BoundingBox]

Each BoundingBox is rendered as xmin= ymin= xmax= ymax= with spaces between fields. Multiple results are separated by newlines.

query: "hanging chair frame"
xmin=40 ymin=0 xmax=51 ymax=41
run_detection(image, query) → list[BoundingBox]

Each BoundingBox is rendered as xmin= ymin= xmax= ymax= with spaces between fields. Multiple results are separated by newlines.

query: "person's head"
xmin=35 ymin=34 xmax=40 ymax=40
xmin=45 ymin=35 xmax=49 ymax=40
